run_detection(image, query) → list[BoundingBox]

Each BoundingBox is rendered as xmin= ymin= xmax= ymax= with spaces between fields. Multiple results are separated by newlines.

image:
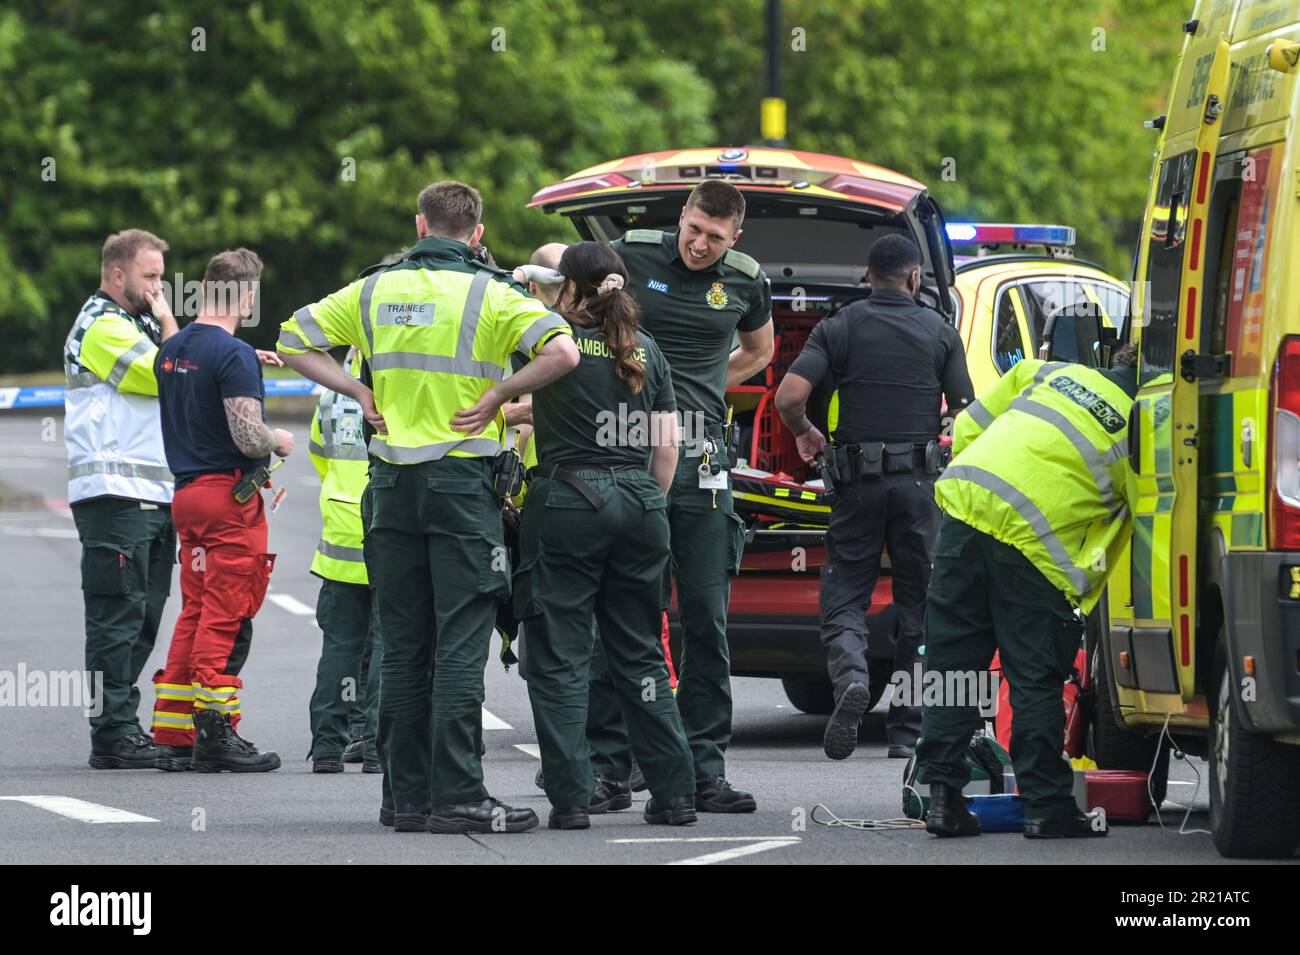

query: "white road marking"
xmin=610 ymin=836 xmax=800 ymax=844
xmin=267 ymin=593 xmax=314 ymax=616
xmin=668 ymin=839 xmax=801 ymax=865
xmin=0 ymin=796 xmax=157 ymax=824
xmin=514 ymin=744 xmax=541 ymax=758
xmin=0 ymin=526 xmax=79 ymax=539
xmin=481 ymin=707 xmax=512 ymax=730
xmin=1166 ymin=781 xmax=1194 ymax=786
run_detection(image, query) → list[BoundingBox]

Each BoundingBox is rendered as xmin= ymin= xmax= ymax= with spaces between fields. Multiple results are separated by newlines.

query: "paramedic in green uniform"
xmin=518 ymin=241 xmax=696 ymax=829
xmin=601 ymin=180 xmax=773 ymax=812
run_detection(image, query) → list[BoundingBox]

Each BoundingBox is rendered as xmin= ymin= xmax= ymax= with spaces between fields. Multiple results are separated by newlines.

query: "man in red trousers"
xmin=151 ymin=249 xmax=292 ymax=772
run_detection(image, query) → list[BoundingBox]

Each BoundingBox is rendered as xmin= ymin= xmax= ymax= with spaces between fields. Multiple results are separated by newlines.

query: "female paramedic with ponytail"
xmin=515 ymin=241 xmax=697 ymax=830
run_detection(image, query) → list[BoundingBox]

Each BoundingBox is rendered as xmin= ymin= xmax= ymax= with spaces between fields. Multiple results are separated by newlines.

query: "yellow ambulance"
xmin=1096 ymin=0 xmax=1300 ymax=858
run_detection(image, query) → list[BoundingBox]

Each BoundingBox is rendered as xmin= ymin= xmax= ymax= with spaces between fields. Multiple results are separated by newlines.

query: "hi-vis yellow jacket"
xmin=936 ymin=359 xmax=1137 ymax=613
xmin=278 ymin=236 xmax=571 ymax=465
xmin=309 ymin=349 xmax=368 ymax=585
xmin=63 ymin=293 xmax=172 ymax=504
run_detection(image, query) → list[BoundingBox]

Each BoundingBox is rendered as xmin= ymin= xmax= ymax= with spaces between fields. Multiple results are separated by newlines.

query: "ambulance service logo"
xmin=706 ymin=282 xmax=728 ymax=310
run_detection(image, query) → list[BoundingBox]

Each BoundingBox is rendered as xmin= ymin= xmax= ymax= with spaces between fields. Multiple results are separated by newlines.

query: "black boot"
xmin=548 ymin=807 xmax=591 ymax=830
xmin=589 ymin=775 xmax=632 ymax=813
xmin=644 ymin=795 xmax=697 ymax=826
xmin=154 ymin=745 xmax=193 ymax=772
xmin=1024 ymin=810 xmax=1108 ymax=839
xmin=694 ymin=775 xmax=757 ymax=813
xmin=925 ymin=784 xmax=981 ymax=837
xmin=191 ymin=710 xmax=281 ymax=773
xmin=312 ymin=756 xmax=343 ymax=773
xmin=427 ymin=798 xmax=539 ymax=834
xmin=89 ymin=733 xmax=160 ymax=770
xmin=342 ymin=731 xmax=365 ymax=764
xmin=362 ymin=758 xmax=382 ymax=774
xmin=823 ymin=681 xmax=870 ymax=760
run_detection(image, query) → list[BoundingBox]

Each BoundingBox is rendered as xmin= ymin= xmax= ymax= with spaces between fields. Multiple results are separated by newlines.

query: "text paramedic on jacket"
xmin=916 ymin=343 xmax=1139 ymax=840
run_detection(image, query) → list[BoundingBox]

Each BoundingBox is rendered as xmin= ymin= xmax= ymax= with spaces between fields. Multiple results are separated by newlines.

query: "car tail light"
xmin=1270 ymin=336 xmax=1300 ymax=548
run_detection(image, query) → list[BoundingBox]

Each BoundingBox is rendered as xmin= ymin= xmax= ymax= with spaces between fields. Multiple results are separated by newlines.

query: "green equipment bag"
xmin=903 ymin=731 xmax=1012 ymax=820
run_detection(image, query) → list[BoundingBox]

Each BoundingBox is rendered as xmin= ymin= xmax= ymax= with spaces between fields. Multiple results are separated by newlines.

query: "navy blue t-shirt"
xmin=156 ymin=323 xmax=270 ymax=488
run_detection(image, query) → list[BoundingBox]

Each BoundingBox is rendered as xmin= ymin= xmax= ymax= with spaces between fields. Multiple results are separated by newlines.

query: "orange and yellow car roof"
xmin=528 ymin=146 xmax=927 ymax=214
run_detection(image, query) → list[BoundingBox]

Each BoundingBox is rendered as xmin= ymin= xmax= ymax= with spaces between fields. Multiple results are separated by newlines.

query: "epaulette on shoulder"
xmin=623 ymin=229 xmax=663 ymax=244
xmin=722 ymin=248 xmax=760 ymax=279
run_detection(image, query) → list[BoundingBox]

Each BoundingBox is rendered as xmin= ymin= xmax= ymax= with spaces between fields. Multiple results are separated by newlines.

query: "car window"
xmin=994 ymin=278 xmax=1128 ymax=370
xmin=992 ymin=286 xmax=1028 ymax=373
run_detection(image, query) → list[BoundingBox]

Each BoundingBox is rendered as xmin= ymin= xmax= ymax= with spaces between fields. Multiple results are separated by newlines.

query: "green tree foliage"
xmin=1 ymin=0 xmax=1185 ymax=374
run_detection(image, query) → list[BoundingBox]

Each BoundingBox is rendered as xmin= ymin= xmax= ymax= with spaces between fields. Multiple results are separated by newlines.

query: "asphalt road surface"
xmin=0 ymin=413 xmax=1270 ymax=865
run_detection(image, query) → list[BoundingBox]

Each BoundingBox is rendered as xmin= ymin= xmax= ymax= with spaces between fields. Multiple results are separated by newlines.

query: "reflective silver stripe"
xmin=312 ymin=441 xmax=368 ymax=461
xmin=277 ymin=326 xmax=311 ymax=351
xmin=517 ymin=311 xmax=569 ymax=356
xmin=1008 ymin=396 xmax=1122 ymax=507
xmin=965 ymin=401 xmax=994 ymax=430
xmin=107 ymin=338 xmax=154 ymax=388
xmin=457 ymin=270 xmax=493 ymax=359
xmin=66 ymin=370 xmax=103 ymax=390
xmin=68 ymin=460 xmax=174 ymax=482
xmin=368 ymin=435 xmax=501 ymax=463
xmin=368 ymin=351 xmax=505 ymax=380
xmin=940 ymin=464 xmax=1091 ymax=594
xmin=318 ymin=540 xmax=365 ymax=563
xmin=358 ymin=272 xmax=383 ymax=355
xmin=291 ymin=306 xmax=331 ymax=350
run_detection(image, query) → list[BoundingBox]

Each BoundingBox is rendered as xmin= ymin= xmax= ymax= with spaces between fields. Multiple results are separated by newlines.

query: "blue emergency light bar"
xmin=945 ymin=223 xmax=1076 ymax=247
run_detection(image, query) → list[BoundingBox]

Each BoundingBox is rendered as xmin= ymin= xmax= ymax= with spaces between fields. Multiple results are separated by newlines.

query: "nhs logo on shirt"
xmin=646 ymin=278 xmax=669 ymax=295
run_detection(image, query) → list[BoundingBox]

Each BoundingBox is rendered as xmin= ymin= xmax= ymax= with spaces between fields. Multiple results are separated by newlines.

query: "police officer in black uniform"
xmin=775 ymin=235 xmax=974 ymax=761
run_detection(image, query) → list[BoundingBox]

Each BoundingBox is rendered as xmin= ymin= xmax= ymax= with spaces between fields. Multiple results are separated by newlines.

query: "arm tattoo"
xmin=223 ymin=396 xmax=276 ymax=457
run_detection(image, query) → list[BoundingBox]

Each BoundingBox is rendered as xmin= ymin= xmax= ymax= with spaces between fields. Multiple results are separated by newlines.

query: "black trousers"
xmin=819 ymin=468 xmax=938 ymax=747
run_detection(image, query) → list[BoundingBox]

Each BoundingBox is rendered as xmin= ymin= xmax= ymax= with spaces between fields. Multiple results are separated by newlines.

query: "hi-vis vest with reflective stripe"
xmin=277 ymin=237 xmax=570 ymax=466
xmin=309 ymin=350 xmax=369 ymax=584
xmin=935 ymin=359 xmax=1135 ymax=614
xmin=63 ymin=293 xmax=173 ymax=504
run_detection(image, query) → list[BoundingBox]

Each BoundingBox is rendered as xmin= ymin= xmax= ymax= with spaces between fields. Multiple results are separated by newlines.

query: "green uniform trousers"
xmin=516 ymin=469 xmax=694 ymax=810
xmin=916 ymin=515 xmax=1083 ymax=822
xmin=362 ymin=457 xmax=508 ymax=811
xmin=72 ymin=497 xmax=176 ymax=744
xmin=588 ymin=446 xmax=745 ymax=780
xmin=309 ymin=578 xmax=382 ymax=761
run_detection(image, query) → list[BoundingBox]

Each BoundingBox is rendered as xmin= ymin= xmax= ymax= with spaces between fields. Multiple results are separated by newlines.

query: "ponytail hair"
xmin=557 ymin=241 xmax=646 ymax=393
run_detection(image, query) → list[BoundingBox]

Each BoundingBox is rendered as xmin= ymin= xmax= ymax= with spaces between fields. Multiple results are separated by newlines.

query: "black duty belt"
xmin=822 ymin=440 xmax=948 ymax=490
xmin=527 ymin=464 xmax=645 ymax=510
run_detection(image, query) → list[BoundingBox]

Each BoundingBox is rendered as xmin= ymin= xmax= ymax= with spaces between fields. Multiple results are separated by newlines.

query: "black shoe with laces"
xmin=548 ymin=806 xmax=591 ymax=830
xmin=191 ymin=710 xmax=281 ymax=773
xmin=644 ymin=795 xmax=697 ymax=825
xmin=427 ymin=798 xmax=539 ymax=834
xmin=589 ymin=775 xmax=632 ymax=813
xmin=694 ymin=775 xmax=757 ymax=813
xmin=89 ymin=732 xmax=160 ymax=770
